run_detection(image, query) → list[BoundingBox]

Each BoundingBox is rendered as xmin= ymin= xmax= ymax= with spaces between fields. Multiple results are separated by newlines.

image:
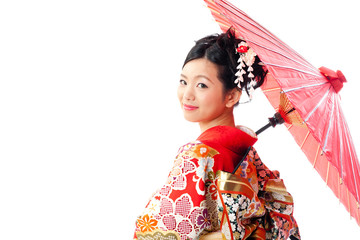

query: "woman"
xmin=133 ymin=29 xmax=300 ymax=240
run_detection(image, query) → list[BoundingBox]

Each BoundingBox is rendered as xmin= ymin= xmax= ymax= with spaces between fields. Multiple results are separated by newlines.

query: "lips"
xmin=183 ymin=104 xmax=198 ymax=111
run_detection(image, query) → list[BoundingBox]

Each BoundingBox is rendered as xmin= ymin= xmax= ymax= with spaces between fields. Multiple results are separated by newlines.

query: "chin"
xmin=183 ymin=114 xmax=200 ymax=123
xmin=184 ymin=117 xmax=199 ymax=123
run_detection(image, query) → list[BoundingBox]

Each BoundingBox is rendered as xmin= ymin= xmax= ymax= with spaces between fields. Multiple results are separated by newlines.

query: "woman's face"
xmin=178 ymin=58 xmax=239 ymax=129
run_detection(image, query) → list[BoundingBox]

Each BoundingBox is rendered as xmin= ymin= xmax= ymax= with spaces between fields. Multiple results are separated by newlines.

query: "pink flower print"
xmin=258 ymin=170 xmax=267 ymax=178
xmin=171 ymin=174 xmax=187 ymax=190
xmin=197 ymin=209 xmax=211 ymax=229
xmin=175 ymin=194 xmax=192 ymax=217
xmin=189 ymin=208 xmax=202 ymax=228
xmin=159 ymin=198 xmax=174 ymax=216
xmin=170 ymin=166 xmax=181 ymax=177
xmin=159 ymin=185 xmax=172 ymax=196
xmin=158 ymin=194 xmax=199 ymax=239
xmin=167 ymin=157 xmax=196 ymax=190
xmin=176 ymin=142 xmax=196 ymax=158
xmin=178 ymin=219 xmax=193 ymax=236
xmin=183 ymin=160 xmax=196 ymax=174
xmin=162 ymin=215 xmax=176 ymax=230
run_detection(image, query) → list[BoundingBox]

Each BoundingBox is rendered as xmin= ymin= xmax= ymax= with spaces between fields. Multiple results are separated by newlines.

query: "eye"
xmin=197 ymin=83 xmax=208 ymax=88
xmin=179 ymin=79 xmax=187 ymax=85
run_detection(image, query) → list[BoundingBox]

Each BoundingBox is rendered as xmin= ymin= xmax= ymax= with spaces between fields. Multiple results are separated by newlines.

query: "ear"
xmin=225 ymin=88 xmax=241 ymax=108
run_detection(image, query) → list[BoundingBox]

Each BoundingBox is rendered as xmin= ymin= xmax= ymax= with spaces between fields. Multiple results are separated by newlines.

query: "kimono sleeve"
xmin=134 ymin=141 xmax=221 ymax=240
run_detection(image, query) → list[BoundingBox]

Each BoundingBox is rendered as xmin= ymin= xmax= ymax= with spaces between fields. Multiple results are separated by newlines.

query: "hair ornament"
xmin=234 ymin=41 xmax=258 ymax=93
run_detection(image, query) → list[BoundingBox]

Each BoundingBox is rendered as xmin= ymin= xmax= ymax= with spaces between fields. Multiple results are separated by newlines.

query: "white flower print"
xmin=241 ymin=201 xmax=248 ymax=209
xmin=226 ymin=197 xmax=234 ymax=206
xmin=230 ymin=222 xmax=237 ymax=232
xmin=196 ymin=157 xmax=214 ymax=180
xmin=239 ymin=195 xmax=247 ymax=201
xmin=229 ymin=213 xmax=236 ymax=222
xmin=232 ymin=202 xmax=239 ymax=212
xmin=144 ymin=198 xmax=160 ymax=215
xmin=199 ymin=147 xmax=207 ymax=155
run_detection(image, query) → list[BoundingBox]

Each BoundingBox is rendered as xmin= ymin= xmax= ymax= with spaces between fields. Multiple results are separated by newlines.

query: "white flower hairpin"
xmin=234 ymin=41 xmax=258 ymax=98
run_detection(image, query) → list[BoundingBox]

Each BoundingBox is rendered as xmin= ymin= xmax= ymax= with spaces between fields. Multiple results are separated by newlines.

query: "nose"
xmin=183 ymin=85 xmax=195 ymax=101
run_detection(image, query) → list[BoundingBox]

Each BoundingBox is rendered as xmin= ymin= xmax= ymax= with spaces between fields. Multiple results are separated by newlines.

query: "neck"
xmin=199 ymin=113 xmax=235 ymax=133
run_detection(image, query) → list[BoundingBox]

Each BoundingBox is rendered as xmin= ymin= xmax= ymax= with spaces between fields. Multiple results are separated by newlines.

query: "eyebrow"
xmin=180 ymin=74 xmax=214 ymax=83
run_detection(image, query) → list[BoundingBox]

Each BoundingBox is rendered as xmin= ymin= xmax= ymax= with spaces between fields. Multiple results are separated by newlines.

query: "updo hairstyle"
xmin=183 ymin=28 xmax=267 ymax=99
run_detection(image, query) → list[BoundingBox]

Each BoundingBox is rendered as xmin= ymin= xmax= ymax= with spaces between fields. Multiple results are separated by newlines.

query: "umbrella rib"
xmin=313 ymin=144 xmax=321 ymax=167
xmin=300 ymin=130 xmax=310 ymax=149
xmin=262 ymin=87 xmax=281 ymax=93
xmin=339 ymin=123 xmax=344 ymax=181
xmin=351 ymin=160 xmax=360 ymax=204
xmin=215 ymin=0 xmax=313 ymax=66
xmin=326 ymin=162 xmax=330 ymax=184
xmin=341 ymin=112 xmax=360 ymax=203
xmin=283 ymin=82 xmax=328 ymax=93
xmin=247 ymin=40 xmax=318 ymax=74
xmin=350 ymin=158 xmax=360 ymax=204
xmin=339 ymin=103 xmax=360 ymax=203
xmin=318 ymin=94 xmax=360 ymax=204
xmin=323 ymin=94 xmax=335 ymax=151
xmin=231 ymin=21 xmax=312 ymax=68
xmin=208 ymin=1 xmax=318 ymax=73
xmin=215 ymin=1 xmax=292 ymax=50
xmin=303 ymin=86 xmax=331 ymax=122
xmin=346 ymin=131 xmax=360 ymax=203
xmin=282 ymin=82 xmax=329 ymax=97
xmin=262 ymin=62 xmax=323 ymax=78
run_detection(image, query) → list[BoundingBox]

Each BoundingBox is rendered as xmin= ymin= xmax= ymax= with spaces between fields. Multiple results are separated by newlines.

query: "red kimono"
xmin=134 ymin=125 xmax=300 ymax=240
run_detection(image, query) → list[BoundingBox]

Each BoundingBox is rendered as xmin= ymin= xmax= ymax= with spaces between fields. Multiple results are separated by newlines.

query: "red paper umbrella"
xmin=204 ymin=0 xmax=360 ymax=225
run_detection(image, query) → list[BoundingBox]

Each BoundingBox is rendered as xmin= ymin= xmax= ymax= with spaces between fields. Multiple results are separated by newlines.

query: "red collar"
xmin=197 ymin=125 xmax=257 ymax=156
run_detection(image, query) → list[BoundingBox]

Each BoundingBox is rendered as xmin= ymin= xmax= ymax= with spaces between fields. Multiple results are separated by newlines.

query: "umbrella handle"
xmin=256 ymin=112 xmax=285 ymax=135
xmin=255 ymin=122 xmax=272 ymax=135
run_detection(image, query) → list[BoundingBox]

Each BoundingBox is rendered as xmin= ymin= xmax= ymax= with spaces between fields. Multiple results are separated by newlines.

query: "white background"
xmin=1 ymin=0 xmax=360 ymax=239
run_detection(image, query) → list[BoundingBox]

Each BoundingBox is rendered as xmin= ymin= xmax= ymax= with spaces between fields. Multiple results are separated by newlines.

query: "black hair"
xmin=183 ymin=28 xmax=267 ymax=98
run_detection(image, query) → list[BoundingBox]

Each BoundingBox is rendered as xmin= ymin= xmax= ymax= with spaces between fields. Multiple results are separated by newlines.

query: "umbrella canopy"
xmin=204 ymin=0 xmax=360 ymax=226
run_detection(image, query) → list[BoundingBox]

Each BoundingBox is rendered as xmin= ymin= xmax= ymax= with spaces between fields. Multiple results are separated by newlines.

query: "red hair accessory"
xmin=237 ymin=45 xmax=248 ymax=53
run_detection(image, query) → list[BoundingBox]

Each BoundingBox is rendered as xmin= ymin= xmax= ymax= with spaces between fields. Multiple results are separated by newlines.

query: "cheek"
xmin=177 ymin=87 xmax=183 ymax=102
xmin=200 ymin=90 xmax=226 ymax=110
xmin=209 ymin=89 xmax=225 ymax=104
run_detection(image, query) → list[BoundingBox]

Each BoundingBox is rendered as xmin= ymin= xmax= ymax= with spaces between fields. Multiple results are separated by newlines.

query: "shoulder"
xmin=175 ymin=141 xmax=220 ymax=160
xmin=196 ymin=125 xmax=258 ymax=156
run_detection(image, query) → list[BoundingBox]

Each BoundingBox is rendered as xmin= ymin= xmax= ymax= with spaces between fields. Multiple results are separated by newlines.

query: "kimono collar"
xmin=197 ymin=125 xmax=258 ymax=156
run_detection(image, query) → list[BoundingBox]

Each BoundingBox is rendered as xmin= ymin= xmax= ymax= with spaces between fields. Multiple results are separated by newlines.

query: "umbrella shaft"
xmin=256 ymin=122 xmax=272 ymax=135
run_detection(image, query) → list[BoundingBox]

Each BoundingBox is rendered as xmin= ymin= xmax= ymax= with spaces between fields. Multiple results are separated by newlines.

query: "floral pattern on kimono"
xmin=216 ymin=147 xmax=300 ymax=240
xmin=134 ymin=125 xmax=300 ymax=240
xmin=134 ymin=141 xmax=221 ymax=240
